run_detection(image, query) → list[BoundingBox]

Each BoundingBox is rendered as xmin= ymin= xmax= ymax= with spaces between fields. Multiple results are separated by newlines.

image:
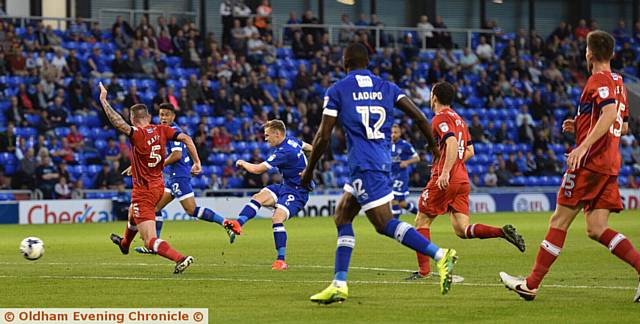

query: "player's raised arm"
xmin=395 ymin=97 xmax=440 ymax=161
xmin=98 ymin=82 xmax=132 ymax=135
xmin=175 ymin=133 xmax=202 ymax=175
xmin=301 ymin=114 xmax=336 ymax=190
xmin=566 ymin=103 xmax=617 ymax=171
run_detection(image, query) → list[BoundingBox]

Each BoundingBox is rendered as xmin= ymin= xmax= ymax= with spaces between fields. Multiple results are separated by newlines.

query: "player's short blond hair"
xmin=264 ymin=120 xmax=286 ymax=135
xmin=587 ymin=30 xmax=615 ymax=62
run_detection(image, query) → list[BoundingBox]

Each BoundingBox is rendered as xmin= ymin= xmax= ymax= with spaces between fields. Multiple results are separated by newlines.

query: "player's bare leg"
xmin=137 ymin=220 xmax=194 ymax=274
xmin=224 ymin=189 xmax=276 ymax=242
xmin=111 ymin=205 xmax=137 ymax=255
xmin=585 ymin=208 xmax=640 ymax=301
xmin=500 ymin=204 xmax=580 ymax=300
xmin=271 ymin=208 xmax=289 ymax=270
xmin=406 ymin=212 xmax=436 ymax=280
xmin=136 ymin=193 xmax=174 ymax=254
xmin=450 ymin=212 xmax=525 ymax=252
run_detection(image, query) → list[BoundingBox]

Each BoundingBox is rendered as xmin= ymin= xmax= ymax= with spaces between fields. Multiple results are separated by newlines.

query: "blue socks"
xmin=155 ymin=211 xmax=163 ymax=238
xmin=406 ymin=202 xmax=419 ymax=215
xmin=392 ymin=204 xmax=402 ymax=219
xmin=383 ymin=218 xmax=441 ymax=260
xmin=193 ymin=206 xmax=224 ymax=225
xmin=333 ymin=224 xmax=355 ymax=285
xmin=273 ymin=223 xmax=287 ymax=260
xmin=238 ymin=199 xmax=262 ymax=226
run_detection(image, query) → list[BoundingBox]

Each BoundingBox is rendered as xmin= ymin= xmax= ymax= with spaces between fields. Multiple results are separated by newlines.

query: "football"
xmin=20 ymin=237 xmax=45 ymax=261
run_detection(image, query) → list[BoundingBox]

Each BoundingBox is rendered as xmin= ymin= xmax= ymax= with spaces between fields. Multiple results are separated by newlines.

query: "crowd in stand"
xmin=0 ymin=2 xmax=639 ymax=199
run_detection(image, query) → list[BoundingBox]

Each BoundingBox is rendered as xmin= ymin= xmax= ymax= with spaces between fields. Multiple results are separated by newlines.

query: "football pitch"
xmin=1 ymin=211 xmax=639 ymax=323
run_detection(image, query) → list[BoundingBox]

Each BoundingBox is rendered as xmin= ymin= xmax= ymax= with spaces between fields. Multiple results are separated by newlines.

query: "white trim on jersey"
xmin=171 ymin=147 xmax=183 ymax=152
xmin=275 ymin=203 xmax=291 ymax=219
xmin=396 ymin=94 xmax=407 ymax=102
xmin=263 ymin=187 xmax=278 ymax=204
xmin=361 ymin=192 xmax=394 ymax=212
xmin=177 ymin=192 xmax=195 ymax=202
xmin=261 ymin=161 xmax=273 ymax=170
xmin=323 ymin=108 xmax=338 ymax=117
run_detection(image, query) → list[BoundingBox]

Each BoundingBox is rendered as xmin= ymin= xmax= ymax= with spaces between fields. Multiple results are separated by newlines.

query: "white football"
xmin=20 ymin=237 xmax=45 ymax=260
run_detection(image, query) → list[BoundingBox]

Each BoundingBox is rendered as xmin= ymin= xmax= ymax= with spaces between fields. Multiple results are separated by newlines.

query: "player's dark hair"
xmin=587 ymin=30 xmax=615 ymax=62
xmin=392 ymin=124 xmax=400 ymax=129
xmin=130 ymin=104 xmax=149 ymax=122
xmin=344 ymin=43 xmax=369 ymax=71
xmin=432 ymin=81 xmax=455 ymax=106
xmin=158 ymin=103 xmax=176 ymax=114
xmin=264 ymin=119 xmax=286 ymax=134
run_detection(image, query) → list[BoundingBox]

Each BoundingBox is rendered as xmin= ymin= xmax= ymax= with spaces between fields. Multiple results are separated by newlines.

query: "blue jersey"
xmin=165 ymin=123 xmax=192 ymax=179
xmin=391 ymin=139 xmax=418 ymax=182
xmin=323 ymin=69 xmax=406 ymax=173
xmin=263 ymin=136 xmax=308 ymax=189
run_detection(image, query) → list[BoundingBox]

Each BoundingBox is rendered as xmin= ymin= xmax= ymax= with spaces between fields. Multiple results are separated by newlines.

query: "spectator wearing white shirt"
xmin=460 ymin=47 xmax=480 ymax=74
xmin=247 ymin=33 xmax=265 ymax=63
xmin=415 ymin=78 xmax=430 ymax=106
xmin=484 ymin=165 xmax=498 ymax=187
xmin=50 ymin=49 xmax=67 ymax=73
xmin=476 ymin=35 xmax=494 ymax=61
xmin=516 ymin=105 xmax=535 ymax=127
xmin=417 ymin=15 xmax=435 ymax=48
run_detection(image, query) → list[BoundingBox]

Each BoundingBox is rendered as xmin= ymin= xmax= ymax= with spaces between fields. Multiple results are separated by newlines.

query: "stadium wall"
xmin=8 ymin=189 xmax=640 ymax=225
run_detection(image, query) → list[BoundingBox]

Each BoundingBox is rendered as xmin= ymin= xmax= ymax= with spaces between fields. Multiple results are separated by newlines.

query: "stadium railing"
xmin=0 ymin=15 xmax=98 ymax=30
xmin=277 ymin=23 xmax=496 ymax=51
xmin=97 ymin=8 xmax=198 ymax=32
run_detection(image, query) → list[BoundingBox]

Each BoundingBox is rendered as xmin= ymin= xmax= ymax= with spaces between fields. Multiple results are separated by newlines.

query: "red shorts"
xmin=418 ymin=180 xmax=470 ymax=216
xmin=131 ymin=187 xmax=164 ymax=224
xmin=557 ymin=168 xmax=623 ymax=213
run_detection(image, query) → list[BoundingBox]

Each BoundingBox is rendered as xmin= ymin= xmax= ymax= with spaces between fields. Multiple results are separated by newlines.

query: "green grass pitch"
xmin=1 ymin=211 xmax=639 ymax=323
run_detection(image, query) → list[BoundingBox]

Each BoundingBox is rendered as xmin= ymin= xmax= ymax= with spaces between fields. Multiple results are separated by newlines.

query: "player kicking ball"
xmin=499 ymin=30 xmax=639 ymax=302
xmin=131 ymin=103 xmax=227 ymax=254
xmin=301 ymin=43 xmax=457 ymax=304
xmin=223 ymin=120 xmax=312 ymax=270
xmin=390 ymin=124 xmax=421 ymax=218
xmin=406 ymin=82 xmax=525 ymax=280
xmin=98 ymin=83 xmax=200 ymax=273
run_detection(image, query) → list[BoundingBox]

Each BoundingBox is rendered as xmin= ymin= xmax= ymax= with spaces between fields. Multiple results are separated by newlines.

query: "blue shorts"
xmin=164 ymin=177 xmax=194 ymax=201
xmin=392 ymin=176 xmax=410 ymax=201
xmin=343 ymin=170 xmax=394 ymax=212
xmin=264 ymin=184 xmax=309 ymax=219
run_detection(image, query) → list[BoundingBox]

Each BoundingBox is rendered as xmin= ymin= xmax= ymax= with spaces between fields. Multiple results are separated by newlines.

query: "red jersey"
xmin=575 ymin=71 xmax=628 ymax=176
xmin=431 ymin=108 xmax=471 ymax=184
xmin=129 ymin=124 xmax=179 ymax=189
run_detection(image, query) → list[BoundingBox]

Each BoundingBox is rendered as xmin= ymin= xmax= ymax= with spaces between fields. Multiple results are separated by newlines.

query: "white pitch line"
xmin=0 ymin=275 xmax=635 ymax=291
xmin=0 ymin=261 xmax=416 ymax=272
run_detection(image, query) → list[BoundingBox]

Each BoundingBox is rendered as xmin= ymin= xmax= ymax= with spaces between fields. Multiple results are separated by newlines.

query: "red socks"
xmin=598 ymin=228 xmax=640 ymax=274
xmin=464 ymin=224 xmax=504 ymax=239
xmin=147 ymin=237 xmax=184 ymax=262
xmin=120 ymin=221 xmax=138 ymax=249
xmin=416 ymin=228 xmax=431 ymax=276
xmin=526 ymin=227 xmax=567 ymax=290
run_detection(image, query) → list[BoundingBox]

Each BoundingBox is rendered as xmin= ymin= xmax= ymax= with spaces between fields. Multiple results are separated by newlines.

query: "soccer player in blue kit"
xmin=301 ymin=43 xmax=458 ymax=304
xmin=134 ymin=103 xmax=227 ymax=254
xmin=223 ymin=120 xmax=313 ymax=270
xmin=390 ymin=124 xmax=421 ymax=218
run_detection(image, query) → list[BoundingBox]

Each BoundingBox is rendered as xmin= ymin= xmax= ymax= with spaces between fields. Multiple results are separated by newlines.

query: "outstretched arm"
xmin=395 ymin=97 xmax=440 ymax=161
xmin=164 ymin=150 xmax=182 ymax=167
xmin=301 ymin=115 xmax=336 ymax=189
xmin=98 ymin=82 xmax=132 ymax=135
xmin=236 ymin=160 xmax=269 ymax=174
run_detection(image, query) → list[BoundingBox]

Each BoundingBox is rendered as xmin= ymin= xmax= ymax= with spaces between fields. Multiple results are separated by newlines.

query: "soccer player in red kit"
xmin=407 ymin=82 xmax=525 ymax=280
xmin=97 ymin=82 xmax=202 ymax=274
xmin=500 ymin=30 xmax=638 ymax=301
